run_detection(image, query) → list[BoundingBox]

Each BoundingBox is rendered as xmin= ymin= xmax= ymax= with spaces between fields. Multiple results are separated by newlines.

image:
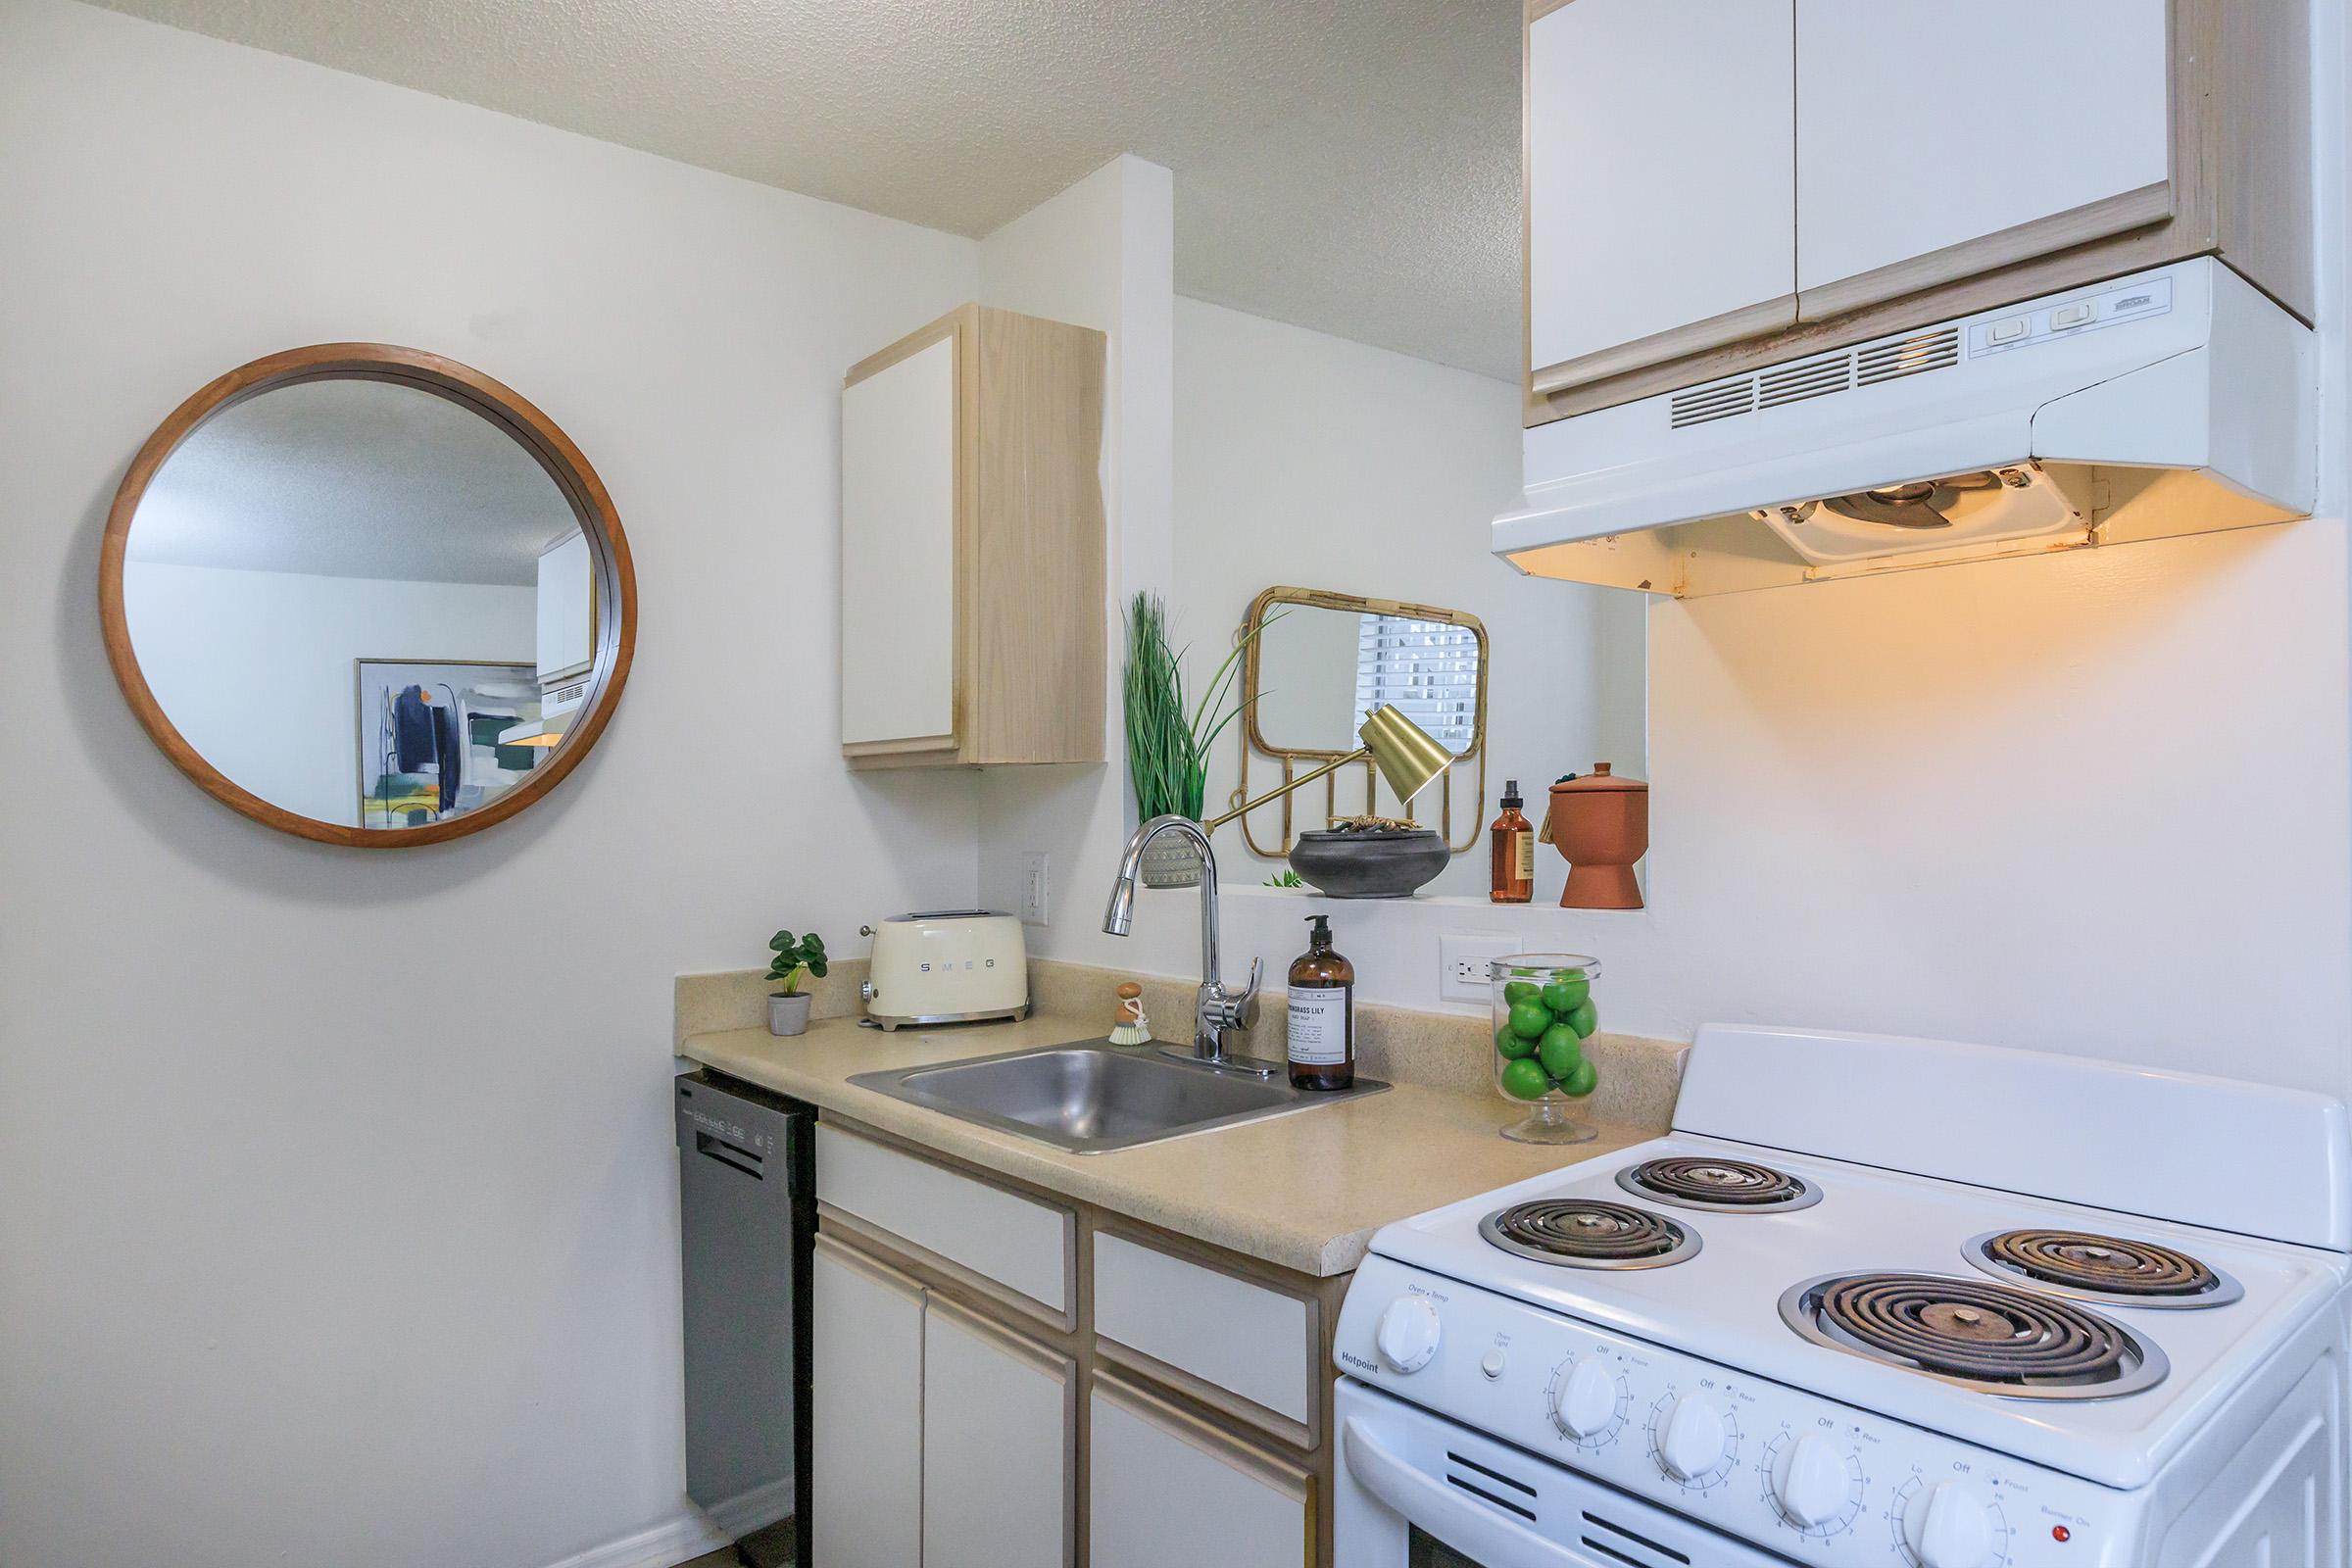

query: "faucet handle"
xmin=1200 ymin=956 xmax=1263 ymax=1037
xmin=1233 ymin=956 xmax=1263 ymax=1029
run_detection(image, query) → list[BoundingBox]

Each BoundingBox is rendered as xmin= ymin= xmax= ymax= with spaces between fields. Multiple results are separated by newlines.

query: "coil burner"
xmin=1966 ymin=1229 xmax=2242 ymax=1309
xmin=1617 ymin=1155 xmax=1822 ymax=1214
xmin=1779 ymin=1272 xmax=2168 ymax=1399
xmin=1478 ymin=1199 xmax=1700 ymax=1270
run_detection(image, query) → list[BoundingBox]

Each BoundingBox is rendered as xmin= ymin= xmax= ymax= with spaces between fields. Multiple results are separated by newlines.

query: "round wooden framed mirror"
xmin=99 ymin=343 xmax=636 ymax=848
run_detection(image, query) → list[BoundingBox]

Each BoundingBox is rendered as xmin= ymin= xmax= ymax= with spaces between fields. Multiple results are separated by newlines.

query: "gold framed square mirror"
xmin=1231 ymin=586 xmax=1488 ymax=858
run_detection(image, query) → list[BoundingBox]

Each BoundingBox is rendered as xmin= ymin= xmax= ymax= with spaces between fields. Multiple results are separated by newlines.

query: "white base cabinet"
xmin=1088 ymin=1375 xmax=1313 ymax=1568
xmin=921 ymin=1299 xmax=1074 ymax=1568
xmin=809 ymin=1123 xmax=1331 ymax=1566
xmin=810 ymin=1238 xmax=926 ymax=1568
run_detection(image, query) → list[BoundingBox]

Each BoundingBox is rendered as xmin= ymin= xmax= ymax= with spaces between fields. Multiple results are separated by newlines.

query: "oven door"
xmin=1336 ymin=1378 xmax=1788 ymax=1568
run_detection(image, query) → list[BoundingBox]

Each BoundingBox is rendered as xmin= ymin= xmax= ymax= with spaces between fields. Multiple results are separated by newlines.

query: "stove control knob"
xmin=1768 ymin=1434 xmax=1850 ymax=1528
xmin=1373 ymin=1296 xmax=1441 ymax=1374
xmin=1549 ymin=1358 xmax=1617 ymax=1439
xmin=1654 ymin=1395 xmax=1726 ymax=1482
xmin=1903 ymin=1480 xmax=1993 ymax=1568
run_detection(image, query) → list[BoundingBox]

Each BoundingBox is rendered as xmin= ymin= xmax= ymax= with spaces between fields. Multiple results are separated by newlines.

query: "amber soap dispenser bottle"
xmin=1286 ymin=915 xmax=1355 ymax=1091
xmin=1490 ymin=779 xmax=1534 ymax=904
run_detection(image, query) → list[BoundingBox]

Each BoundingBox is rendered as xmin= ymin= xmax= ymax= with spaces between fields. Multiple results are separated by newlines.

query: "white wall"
xmin=0 ymin=5 xmax=979 ymax=1566
xmin=1335 ymin=524 xmax=2352 ymax=1102
xmin=975 ymin=62 xmax=2352 ymax=1116
xmin=1173 ymin=299 xmax=1633 ymax=900
xmin=986 ymin=294 xmax=1638 ymax=982
xmin=124 ymin=562 xmax=536 ymax=827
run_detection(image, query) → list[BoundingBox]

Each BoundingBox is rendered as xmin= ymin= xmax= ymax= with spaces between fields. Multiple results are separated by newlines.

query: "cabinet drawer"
xmin=1093 ymin=1230 xmax=1315 ymax=1435
xmin=815 ymin=1123 xmax=1071 ymax=1318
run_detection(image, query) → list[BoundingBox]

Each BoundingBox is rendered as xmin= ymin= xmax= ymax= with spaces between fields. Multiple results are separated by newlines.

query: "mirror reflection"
xmin=1252 ymin=602 xmax=1484 ymax=757
xmin=120 ymin=376 xmax=597 ymax=831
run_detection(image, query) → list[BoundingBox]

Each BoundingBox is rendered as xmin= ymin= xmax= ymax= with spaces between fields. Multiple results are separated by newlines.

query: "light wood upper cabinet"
xmin=840 ymin=305 xmax=1106 ymax=769
xmin=1525 ymin=0 xmax=2313 ymax=424
xmin=1526 ymin=0 xmax=1796 ymax=396
xmin=1794 ymin=0 xmax=2171 ymax=305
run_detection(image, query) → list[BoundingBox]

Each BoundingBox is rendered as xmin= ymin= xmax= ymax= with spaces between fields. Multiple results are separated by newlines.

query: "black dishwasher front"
xmin=675 ymin=1069 xmax=813 ymax=1568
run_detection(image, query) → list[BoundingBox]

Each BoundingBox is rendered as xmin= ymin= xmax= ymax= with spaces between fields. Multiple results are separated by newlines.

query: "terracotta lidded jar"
xmin=1545 ymin=764 xmax=1648 ymax=909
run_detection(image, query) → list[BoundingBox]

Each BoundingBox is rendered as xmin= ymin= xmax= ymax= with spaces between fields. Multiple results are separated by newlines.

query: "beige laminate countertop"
xmin=679 ymin=1012 xmax=1662 ymax=1278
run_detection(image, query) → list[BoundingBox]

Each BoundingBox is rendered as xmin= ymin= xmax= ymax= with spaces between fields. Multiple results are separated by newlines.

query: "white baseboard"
xmin=535 ymin=1508 xmax=732 ymax=1568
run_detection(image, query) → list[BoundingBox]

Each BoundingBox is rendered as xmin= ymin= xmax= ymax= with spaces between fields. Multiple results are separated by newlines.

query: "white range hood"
xmin=1496 ymin=259 xmax=2315 ymax=597
xmin=497 ymin=672 xmax=590 ymax=749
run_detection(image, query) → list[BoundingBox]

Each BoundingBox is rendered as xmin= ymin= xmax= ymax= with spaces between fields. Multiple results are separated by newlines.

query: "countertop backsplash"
xmin=677 ymin=956 xmax=1686 ymax=1129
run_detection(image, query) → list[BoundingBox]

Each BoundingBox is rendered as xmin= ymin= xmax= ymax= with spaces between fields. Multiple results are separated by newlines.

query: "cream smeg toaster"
xmin=860 ymin=910 xmax=1029 ymax=1030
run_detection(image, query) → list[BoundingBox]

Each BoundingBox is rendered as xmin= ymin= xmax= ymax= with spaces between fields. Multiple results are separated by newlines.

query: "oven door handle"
xmin=1343 ymin=1414 xmax=1596 ymax=1567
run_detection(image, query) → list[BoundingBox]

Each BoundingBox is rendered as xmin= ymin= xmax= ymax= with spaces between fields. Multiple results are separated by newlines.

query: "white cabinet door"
xmin=841 ymin=331 xmax=957 ymax=748
xmin=534 ymin=530 xmax=594 ymax=683
xmin=1088 ymin=1376 xmax=1310 ymax=1568
xmin=920 ymin=1300 xmax=1071 ymax=1568
xmin=810 ymin=1238 xmax=925 ymax=1568
xmin=1795 ymin=0 xmax=2171 ymax=296
xmin=1528 ymin=0 xmax=1796 ymax=384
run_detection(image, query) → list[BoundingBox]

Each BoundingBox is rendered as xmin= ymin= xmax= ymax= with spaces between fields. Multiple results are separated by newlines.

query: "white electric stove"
xmin=1332 ymin=1025 xmax=2352 ymax=1568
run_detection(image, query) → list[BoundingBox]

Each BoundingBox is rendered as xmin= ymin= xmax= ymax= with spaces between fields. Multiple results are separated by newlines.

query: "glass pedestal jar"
xmin=1491 ymin=954 xmax=1601 ymax=1144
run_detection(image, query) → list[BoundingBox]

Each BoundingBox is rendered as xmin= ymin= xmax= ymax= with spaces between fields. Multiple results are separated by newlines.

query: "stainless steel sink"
xmin=848 ymin=1040 xmax=1388 ymax=1153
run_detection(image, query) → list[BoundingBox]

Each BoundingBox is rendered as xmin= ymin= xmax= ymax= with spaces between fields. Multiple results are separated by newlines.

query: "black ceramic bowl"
xmin=1287 ymin=827 xmax=1449 ymax=899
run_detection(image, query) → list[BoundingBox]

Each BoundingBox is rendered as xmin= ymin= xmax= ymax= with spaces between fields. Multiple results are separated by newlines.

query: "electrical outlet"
xmin=1020 ymin=852 xmax=1051 ymax=926
xmin=1441 ymin=934 xmax=1515 ymax=1004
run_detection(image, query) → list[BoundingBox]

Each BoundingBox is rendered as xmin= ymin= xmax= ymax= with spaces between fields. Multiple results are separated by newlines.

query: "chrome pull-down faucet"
xmin=1102 ymin=814 xmax=1271 ymax=1074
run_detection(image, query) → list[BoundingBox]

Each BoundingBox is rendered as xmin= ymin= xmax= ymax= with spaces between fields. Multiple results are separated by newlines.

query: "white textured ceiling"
xmin=128 ymin=378 xmax=578 ymax=583
xmin=89 ymin=0 xmax=1523 ymax=378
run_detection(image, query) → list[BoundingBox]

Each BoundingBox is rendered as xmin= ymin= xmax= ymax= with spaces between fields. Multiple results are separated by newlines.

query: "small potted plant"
xmin=765 ymin=929 xmax=829 ymax=1036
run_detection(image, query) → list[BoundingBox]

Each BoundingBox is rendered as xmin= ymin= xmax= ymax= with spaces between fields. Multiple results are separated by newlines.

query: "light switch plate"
xmin=1441 ymin=934 xmax=1516 ymax=1004
xmin=1020 ymin=852 xmax=1050 ymax=926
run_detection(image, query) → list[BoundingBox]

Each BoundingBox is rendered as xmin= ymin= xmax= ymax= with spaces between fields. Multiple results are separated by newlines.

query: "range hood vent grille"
xmin=1667 ymin=379 xmax=1755 ymax=428
xmin=1758 ymin=352 xmax=1853 ymax=409
xmin=1856 ymin=327 xmax=1960 ymax=385
xmin=1668 ymin=325 xmax=1964 ymax=433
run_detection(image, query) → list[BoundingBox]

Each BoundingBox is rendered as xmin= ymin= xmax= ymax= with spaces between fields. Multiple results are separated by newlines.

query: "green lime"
xmin=1540 ymin=975 xmax=1590 ymax=1013
xmin=1507 ymin=999 xmax=1553 ymax=1040
xmin=1502 ymin=979 xmax=1541 ymax=1006
xmin=1537 ymin=1024 xmax=1584 ymax=1080
xmin=1499 ymin=1057 xmax=1551 ymax=1101
xmin=1558 ymin=1058 xmax=1598 ymax=1098
xmin=1564 ymin=998 xmax=1598 ymax=1039
xmin=1495 ymin=1025 xmax=1536 ymax=1060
